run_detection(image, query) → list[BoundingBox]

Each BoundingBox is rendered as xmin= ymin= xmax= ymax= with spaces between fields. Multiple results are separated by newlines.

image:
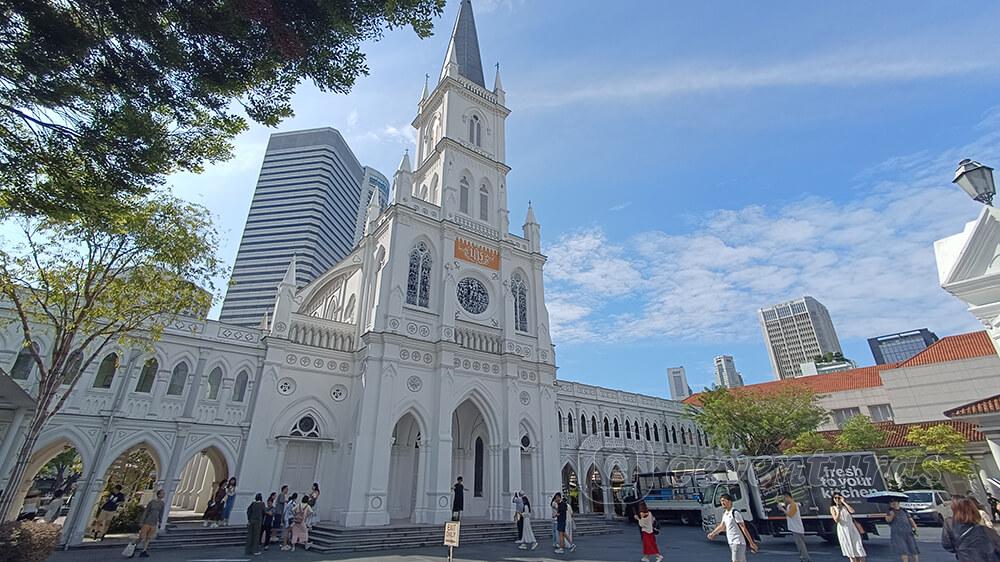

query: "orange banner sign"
xmin=454 ymin=238 xmax=500 ymax=270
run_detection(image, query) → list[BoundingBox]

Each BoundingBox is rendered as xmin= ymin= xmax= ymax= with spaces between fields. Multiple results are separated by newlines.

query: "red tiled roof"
xmin=945 ymin=393 xmax=1000 ymax=418
xmin=898 ymin=331 xmax=995 ymax=367
xmin=683 ymin=364 xmax=892 ymax=407
xmin=818 ymin=420 xmax=984 ymax=449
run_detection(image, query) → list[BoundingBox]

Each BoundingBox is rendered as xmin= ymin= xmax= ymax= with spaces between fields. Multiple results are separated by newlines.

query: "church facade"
xmin=0 ymin=0 xmax=707 ymax=544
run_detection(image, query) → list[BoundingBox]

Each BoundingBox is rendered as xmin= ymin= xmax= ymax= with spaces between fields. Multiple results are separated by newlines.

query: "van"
xmin=901 ymin=489 xmax=952 ymax=526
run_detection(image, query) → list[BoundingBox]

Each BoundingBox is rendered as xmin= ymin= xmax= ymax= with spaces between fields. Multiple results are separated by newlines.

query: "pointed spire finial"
xmin=493 ymin=61 xmax=504 ymax=93
xmin=525 ymin=202 xmax=537 ymax=225
xmin=397 ymin=151 xmax=412 ymax=173
xmin=421 ymin=73 xmax=430 ymax=101
xmin=280 ymin=255 xmax=297 ymax=288
xmin=440 ymin=0 xmax=485 ymax=88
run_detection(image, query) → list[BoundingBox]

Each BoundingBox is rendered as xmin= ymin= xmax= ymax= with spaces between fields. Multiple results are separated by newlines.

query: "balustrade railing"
xmin=455 ymin=326 xmax=503 ymax=354
xmin=289 ymin=319 xmax=354 ymax=352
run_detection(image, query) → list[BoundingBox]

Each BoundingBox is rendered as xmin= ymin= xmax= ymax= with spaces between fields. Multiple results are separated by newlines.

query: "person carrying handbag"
xmin=635 ymin=502 xmax=663 ymax=562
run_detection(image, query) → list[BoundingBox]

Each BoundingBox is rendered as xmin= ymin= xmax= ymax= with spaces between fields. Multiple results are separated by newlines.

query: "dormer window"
xmin=469 ymin=114 xmax=481 ymax=147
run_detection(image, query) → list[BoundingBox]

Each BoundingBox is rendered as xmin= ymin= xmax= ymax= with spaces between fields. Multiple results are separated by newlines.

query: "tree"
xmin=0 ymin=194 xmax=222 ymax=521
xmin=784 ymin=431 xmax=835 ymax=454
xmin=686 ymin=386 xmax=829 ymax=456
xmin=812 ymin=351 xmax=848 ymax=364
xmin=34 ymin=446 xmax=83 ymax=492
xmin=0 ymin=0 xmax=444 ymax=222
xmin=896 ymin=425 xmax=976 ymax=487
xmin=835 ymin=415 xmax=886 ymax=452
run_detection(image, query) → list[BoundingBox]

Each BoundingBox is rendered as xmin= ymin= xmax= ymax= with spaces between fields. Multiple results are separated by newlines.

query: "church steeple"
xmin=440 ymin=0 xmax=485 ymax=88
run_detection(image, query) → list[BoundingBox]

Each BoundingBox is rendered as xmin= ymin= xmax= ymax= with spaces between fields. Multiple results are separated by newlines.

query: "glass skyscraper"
xmin=868 ymin=329 xmax=939 ymax=365
xmin=220 ymin=128 xmax=383 ymax=327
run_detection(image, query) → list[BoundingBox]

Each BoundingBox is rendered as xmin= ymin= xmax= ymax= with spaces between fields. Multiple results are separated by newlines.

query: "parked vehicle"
xmin=698 ymin=452 xmax=888 ymax=542
xmin=901 ymin=489 xmax=952 ymax=526
xmin=623 ymin=470 xmax=708 ymax=526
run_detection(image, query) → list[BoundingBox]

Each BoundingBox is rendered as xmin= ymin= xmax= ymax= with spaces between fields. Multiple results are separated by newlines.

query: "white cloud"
xmin=609 ymin=202 xmax=631 ymax=212
xmin=545 ymin=127 xmax=1000 ymax=345
xmin=522 ymin=44 xmax=1000 ymax=108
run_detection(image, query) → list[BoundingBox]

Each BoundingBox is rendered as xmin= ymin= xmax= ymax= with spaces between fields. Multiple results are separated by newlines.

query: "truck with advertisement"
xmin=627 ymin=453 xmax=888 ymax=539
xmin=699 ymin=452 xmax=888 ymax=542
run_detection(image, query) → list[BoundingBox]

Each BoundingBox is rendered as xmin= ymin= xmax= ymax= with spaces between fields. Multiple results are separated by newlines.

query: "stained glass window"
xmin=511 ymin=273 xmax=528 ymax=332
xmin=457 ymin=277 xmax=489 ymax=314
xmin=406 ymin=242 xmax=432 ymax=308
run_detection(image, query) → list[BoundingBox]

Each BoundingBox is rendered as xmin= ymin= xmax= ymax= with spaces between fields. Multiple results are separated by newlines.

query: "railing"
xmin=454 ymin=215 xmax=500 ymax=240
xmin=289 ymin=319 xmax=354 ymax=352
xmin=464 ymin=81 xmax=498 ymax=104
xmin=455 ymin=326 xmax=503 ymax=354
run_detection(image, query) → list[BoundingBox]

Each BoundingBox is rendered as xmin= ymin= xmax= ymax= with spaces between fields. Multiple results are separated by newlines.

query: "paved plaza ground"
xmin=49 ymin=523 xmax=956 ymax=562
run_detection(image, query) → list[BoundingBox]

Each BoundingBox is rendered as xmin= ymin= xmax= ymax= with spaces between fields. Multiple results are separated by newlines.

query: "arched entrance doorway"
xmin=387 ymin=412 xmax=423 ymax=522
xmin=451 ymin=398 xmax=492 ymax=519
xmin=561 ymin=463 xmax=579 ymax=513
xmin=171 ymin=447 xmax=229 ymax=516
xmin=586 ymin=464 xmax=604 ymax=514
xmin=88 ymin=445 xmax=159 ymax=540
xmin=610 ymin=465 xmax=625 ymax=516
xmin=9 ymin=441 xmax=85 ymax=523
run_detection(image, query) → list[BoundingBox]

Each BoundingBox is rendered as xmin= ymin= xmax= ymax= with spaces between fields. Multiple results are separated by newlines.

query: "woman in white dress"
xmin=831 ymin=494 xmax=866 ymax=562
xmin=517 ymin=493 xmax=538 ymax=550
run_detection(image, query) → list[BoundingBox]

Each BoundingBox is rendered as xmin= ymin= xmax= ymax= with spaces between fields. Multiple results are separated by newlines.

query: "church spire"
xmin=440 ymin=0 xmax=485 ymax=88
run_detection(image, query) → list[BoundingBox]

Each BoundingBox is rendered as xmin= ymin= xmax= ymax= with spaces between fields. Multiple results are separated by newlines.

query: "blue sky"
xmin=167 ymin=0 xmax=1000 ymax=396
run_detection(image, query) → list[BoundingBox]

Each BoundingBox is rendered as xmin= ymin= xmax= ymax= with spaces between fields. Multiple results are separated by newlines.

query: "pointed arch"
xmin=430 ymin=173 xmax=440 ymax=204
xmin=459 ymin=174 xmax=471 ymax=214
xmin=450 ymin=385 xmax=502 ymax=445
xmin=134 ymin=358 xmax=158 ymax=393
xmin=166 ymin=360 xmax=190 ymax=396
xmin=580 ymin=414 xmax=587 ymax=435
xmin=510 ymin=271 xmax=528 ymax=332
xmin=232 ymin=370 xmax=250 ymax=402
xmin=613 ymin=418 xmax=620 ymax=438
xmin=92 ymin=352 xmax=119 ymax=389
xmin=603 ymin=417 xmax=610 ymax=437
xmin=205 ymin=366 xmax=223 ymax=400
xmin=406 ymin=240 xmax=433 ymax=308
xmin=8 ymin=341 xmax=38 ymax=380
xmin=625 ymin=419 xmax=632 ymax=439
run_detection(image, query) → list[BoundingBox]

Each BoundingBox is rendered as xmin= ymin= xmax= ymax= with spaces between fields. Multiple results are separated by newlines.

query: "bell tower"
xmin=410 ymin=0 xmax=511 ymax=237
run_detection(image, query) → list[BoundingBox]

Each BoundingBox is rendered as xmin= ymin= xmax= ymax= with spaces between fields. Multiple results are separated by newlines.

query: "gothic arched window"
xmin=580 ymin=415 xmax=587 ymax=435
xmin=63 ymin=349 xmax=83 ymax=385
xmin=290 ymin=415 xmax=319 ymax=437
xmin=92 ymin=353 xmax=119 ymax=389
xmin=479 ymin=185 xmax=489 ymax=221
xmin=654 ymin=424 xmax=660 ymax=442
xmin=645 ymin=423 xmax=651 ymax=441
xmin=135 ymin=358 xmax=157 ymax=393
xmin=9 ymin=342 xmax=38 ymax=380
xmin=469 ymin=114 xmax=481 ymax=147
xmin=406 ymin=242 xmax=432 ymax=308
xmin=603 ymin=417 xmax=610 ymax=437
xmin=459 ymin=176 xmax=470 ymax=214
xmin=613 ymin=419 xmax=620 ymax=438
xmin=681 ymin=427 xmax=687 ymax=445
xmin=557 ymin=412 xmax=563 ymax=432
xmin=625 ymin=420 xmax=632 ymax=439
xmin=592 ymin=416 xmax=598 ymax=435
xmin=567 ymin=416 xmax=574 ymax=433
xmin=206 ymin=367 xmax=223 ymax=400
xmin=474 ymin=437 xmax=484 ymax=497
xmin=166 ymin=362 xmax=188 ymax=396
xmin=233 ymin=370 xmax=249 ymax=402
xmin=634 ymin=421 xmax=640 ymax=439
xmin=671 ymin=425 xmax=677 ymax=444
xmin=511 ymin=273 xmax=528 ymax=332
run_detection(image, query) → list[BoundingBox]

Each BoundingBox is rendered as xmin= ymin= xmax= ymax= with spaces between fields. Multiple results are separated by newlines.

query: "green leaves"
xmin=835 ymin=415 xmax=886 ymax=452
xmin=0 ymin=0 xmax=445 ymax=222
xmin=686 ymin=385 xmax=829 ymax=456
xmin=904 ymin=425 xmax=976 ymax=479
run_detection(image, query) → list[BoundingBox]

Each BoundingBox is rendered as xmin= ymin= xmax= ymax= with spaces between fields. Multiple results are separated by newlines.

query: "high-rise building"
xmin=220 ymin=128 xmax=378 ymax=327
xmin=352 ymin=166 xmax=391 ymax=245
xmin=868 ymin=329 xmax=939 ymax=365
xmin=759 ymin=296 xmax=843 ymax=380
xmin=713 ymin=355 xmax=744 ymax=388
xmin=668 ymin=367 xmax=692 ymax=400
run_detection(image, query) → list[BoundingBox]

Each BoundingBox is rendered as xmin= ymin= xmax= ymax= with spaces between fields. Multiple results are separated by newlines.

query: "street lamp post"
xmin=953 ymin=159 xmax=996 ymax=206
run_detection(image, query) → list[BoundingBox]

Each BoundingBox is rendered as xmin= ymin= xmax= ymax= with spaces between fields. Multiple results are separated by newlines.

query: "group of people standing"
xmin=202 ymin=477 xmax=239 ymax=527
xmin=242 ymin=482 xmax=322 ymax=555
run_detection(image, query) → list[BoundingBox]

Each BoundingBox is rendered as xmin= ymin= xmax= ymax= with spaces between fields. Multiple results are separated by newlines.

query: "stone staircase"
xmin=69 ymin=513 xmax=622 ymax=553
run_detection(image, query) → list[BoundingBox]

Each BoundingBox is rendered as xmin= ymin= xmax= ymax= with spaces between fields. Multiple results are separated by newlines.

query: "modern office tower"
xmin=758 ymin=296 xmax=843 ymax=380
xmin=668 ymin=367 xmax=692 ymax=400
xmin=352 ymin=166 xmax=391 ymax=245
xmin=220 ymin=127 xmax=373 ymax=327
xmin=713 ymin=355 xmax=744 ymax=388
xmin=868 ymin=329 xmax=939 ymax=365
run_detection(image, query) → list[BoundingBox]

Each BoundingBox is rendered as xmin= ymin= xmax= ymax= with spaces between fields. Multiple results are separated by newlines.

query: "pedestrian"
xmin=42 ymin=489 xmax=65 ymax=524
xmin=553 ymin=492 xmax=576 ymax=554
xmin=635 ymin=502 xmax=663 ymax=562
xmin=831 ymin=494 xmax=866 ymax=562
xmin=778 ymin=492 xmax=812 ymax=562
xmin=245 ymin=493 xmax=264 ymax=556
xmin=550 ymin=493 xmax=560 ymax=548
xmin=289 ymin=494 xmax=313 ymax=552
xmin=222 ymin=477 xmax=238 ymax=526
xmin=307 ymin=482 xmax=320 ymax=528
xmin=135 ymin=489 xmax=166 ymax=558
xmin=274 ymin=485 xmax=288 ymax=539
xmin=261 ymin=493 xmax=277 ymax=550
xmin=564 ymin=496 xmax=576 ymax=545
xmin=280 ymin=493 xmax=298 ymax=551
xmin=452 ymin=476 xmax=464 ymax=521
xmin=92 ymin=484 xmax=126 ymax=540
xmin=970 ymin=496 xmax=995 ymax=530
xmin=202 ymin=480 xmax=227 ymax=527
xmin=517 ymin=493 xmax=538 ymax=551
xmin=512 ymin=492 xmax=524 ymax=543
xmin=707 ymin=493 xmax=758 ymax=562
xmin=885 ymin=499 xmax=919 ymax=562
xmin=988 ymin=494 xmax=999 ymax=523
xmin=942 ymin=496 xmax=1000 ymax=561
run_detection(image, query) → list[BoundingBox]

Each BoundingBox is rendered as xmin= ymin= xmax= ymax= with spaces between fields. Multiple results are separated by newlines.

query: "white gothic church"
xmin=0 ymin=0 xmax=714 ymax=545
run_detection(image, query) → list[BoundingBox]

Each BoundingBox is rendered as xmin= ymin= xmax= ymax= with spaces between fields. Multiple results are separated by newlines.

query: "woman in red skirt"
xmin=635 ymin=502 xmax=663 ymax=562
